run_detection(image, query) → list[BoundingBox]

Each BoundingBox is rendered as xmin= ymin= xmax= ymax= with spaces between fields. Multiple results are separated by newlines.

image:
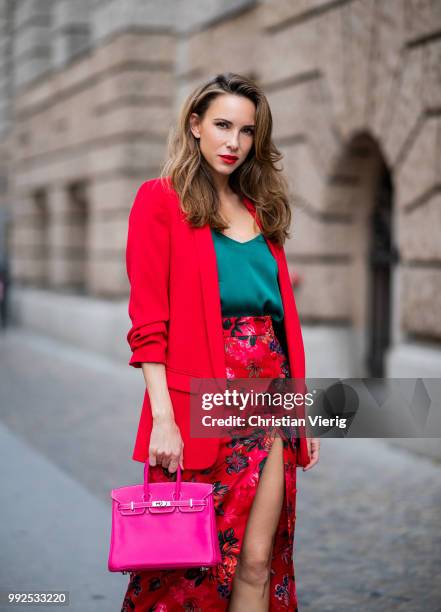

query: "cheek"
xmin=211 ymin=131 xmax=225 ymax=149
xmin=244 ymin=139 xmax=254 ymax=155
xmin=202 ymin=130 xmax=222 ymax=153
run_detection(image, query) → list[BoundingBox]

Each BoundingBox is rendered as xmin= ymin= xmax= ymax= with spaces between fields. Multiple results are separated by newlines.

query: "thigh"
xmin=240 ymin=434 xmax=286 ymax=561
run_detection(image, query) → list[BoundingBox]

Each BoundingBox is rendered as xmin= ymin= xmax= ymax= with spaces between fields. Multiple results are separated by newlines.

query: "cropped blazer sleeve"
xmin=125 ymin=180 xmax=170 ymax=367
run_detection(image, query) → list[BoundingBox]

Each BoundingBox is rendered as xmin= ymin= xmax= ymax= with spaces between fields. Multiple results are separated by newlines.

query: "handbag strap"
xmin=144 ymin=462 xmax=182 ymax=500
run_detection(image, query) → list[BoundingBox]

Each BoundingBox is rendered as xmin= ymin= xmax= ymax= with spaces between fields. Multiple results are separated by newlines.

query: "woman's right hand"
xmin=149 ymin=415 xmax=184 ymax=473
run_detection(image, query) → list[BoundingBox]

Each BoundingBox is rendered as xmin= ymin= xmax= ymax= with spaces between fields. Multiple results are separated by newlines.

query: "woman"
xmin=122 ymin=72 xmax=320 ymax=611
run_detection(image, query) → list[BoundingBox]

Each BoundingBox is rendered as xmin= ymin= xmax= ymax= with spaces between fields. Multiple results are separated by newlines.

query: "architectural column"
xmin=46 ymin=183 xmax=89 ymax=292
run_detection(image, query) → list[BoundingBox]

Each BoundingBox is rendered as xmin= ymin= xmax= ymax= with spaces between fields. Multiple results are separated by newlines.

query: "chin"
xmin=217 ymin=160 xmax=238 ymax=172
xmin=211 ymin=162 xmax=233 ymax=175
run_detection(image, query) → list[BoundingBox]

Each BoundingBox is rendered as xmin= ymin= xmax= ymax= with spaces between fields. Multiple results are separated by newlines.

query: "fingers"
xmin=168 ymin=459 xmax=179 ymax=474
xmin=179 ymin=445 xmax=184 ymax=471
xmin=149 ymin=450 xmax=157 ymax=467
xmin=302 ymin=438 xmax=320 ymax=471
xmin=148 ymin=440 xmax=184 ymax=473
xmin=149 ymin=449 xmax=164 ymax=467
xmin=163 ymin=453 xmax=181 ymax=473
xmin=303 ymin=456 xmax=317 ymax=471
xmin=152 ymin=452 xmax=181 ymax=472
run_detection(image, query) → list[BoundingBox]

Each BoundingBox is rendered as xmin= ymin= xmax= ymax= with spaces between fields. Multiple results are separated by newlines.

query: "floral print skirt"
xmin=121 ymin=315 xmax=299 ymax=611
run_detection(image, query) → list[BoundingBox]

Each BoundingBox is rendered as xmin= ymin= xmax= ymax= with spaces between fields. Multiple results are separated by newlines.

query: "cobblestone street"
xmin=1 ymin=327 xmax=440 ymax=611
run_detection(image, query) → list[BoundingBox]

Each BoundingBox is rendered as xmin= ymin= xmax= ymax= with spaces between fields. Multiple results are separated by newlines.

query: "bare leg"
xmin=228 ymin=434 xmax=285 ymax=611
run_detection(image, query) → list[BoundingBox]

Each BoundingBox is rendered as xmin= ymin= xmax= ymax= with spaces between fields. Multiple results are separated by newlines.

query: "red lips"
xmin=219 ymin=155 xmax=238 ymax=164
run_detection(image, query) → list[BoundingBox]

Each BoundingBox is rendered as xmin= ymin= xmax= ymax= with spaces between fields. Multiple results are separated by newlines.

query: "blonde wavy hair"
xmin=160 ymin=72 xmax=291 ymax=245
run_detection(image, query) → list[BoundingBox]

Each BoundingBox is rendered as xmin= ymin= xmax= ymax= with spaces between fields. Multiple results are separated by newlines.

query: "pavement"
xmin=0 ymin=326 xmax=440 ymax=611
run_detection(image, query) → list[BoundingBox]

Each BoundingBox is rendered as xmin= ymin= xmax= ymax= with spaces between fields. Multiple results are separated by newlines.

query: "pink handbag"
xmin=108 ymin=462 xmax=222 ymax=573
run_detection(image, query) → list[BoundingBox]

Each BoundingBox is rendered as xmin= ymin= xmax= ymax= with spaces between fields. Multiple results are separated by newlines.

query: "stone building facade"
xmin=0 ymin=0 xmax=440 ymax=404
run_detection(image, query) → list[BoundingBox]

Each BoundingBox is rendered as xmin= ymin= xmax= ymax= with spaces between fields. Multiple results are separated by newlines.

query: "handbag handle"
xmin=143 ymin=462 xmax=182 ymax=500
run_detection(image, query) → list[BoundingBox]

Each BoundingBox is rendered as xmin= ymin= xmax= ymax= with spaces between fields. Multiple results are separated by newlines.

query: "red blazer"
xmin=126 ymin=177 xmax=310 ymax=469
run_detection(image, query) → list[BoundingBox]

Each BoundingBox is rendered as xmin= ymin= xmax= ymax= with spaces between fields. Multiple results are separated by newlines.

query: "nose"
xmin=226 ymin=131 xmax=240 ymax=152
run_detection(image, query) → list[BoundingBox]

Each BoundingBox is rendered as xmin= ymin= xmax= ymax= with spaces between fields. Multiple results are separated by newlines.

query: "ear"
xmin=189 ymin=112 xmax=201 ymax=139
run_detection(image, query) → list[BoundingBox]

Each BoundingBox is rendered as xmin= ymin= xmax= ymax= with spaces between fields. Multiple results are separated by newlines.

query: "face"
xmin=189 ymin=93 xmax=256 ymax=179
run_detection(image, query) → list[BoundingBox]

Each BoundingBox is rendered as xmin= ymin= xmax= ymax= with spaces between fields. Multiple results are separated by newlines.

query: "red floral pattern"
xmin=121 ymin=315 xmax=299 ymax=611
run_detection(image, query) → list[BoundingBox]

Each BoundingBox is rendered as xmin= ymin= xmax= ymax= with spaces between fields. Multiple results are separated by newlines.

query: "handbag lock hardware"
xmin=151 ymin=500 xmax=172 ymax=507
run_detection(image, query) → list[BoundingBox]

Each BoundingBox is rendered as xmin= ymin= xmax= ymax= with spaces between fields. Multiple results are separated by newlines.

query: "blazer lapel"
xmin=193 ymin=225 xmax=226 ymax=379
xmin=242 ymin=195 xmax=279 ymax=258
xmin=244 ymin=196 xmax=309 ymax=467
xmin=242 ymin=196 xmax=305 ymax=379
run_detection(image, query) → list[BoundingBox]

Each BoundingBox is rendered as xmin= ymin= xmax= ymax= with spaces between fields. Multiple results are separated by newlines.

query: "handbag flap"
xmin=111 ymin=482 xmax=214 ymax=514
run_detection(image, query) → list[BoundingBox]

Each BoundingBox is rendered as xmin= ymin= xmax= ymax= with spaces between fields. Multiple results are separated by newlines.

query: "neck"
xmin=210 ymin=171 xmax=233 ymax=198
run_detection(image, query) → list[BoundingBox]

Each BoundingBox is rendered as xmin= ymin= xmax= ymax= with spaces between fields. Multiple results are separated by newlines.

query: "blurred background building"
xmin=0 ymin=0 xmax=439 ymax=390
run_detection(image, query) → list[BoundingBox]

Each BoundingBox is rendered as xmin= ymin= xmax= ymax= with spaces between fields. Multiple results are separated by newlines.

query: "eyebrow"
xmin=213 ymin=117 xmax=255 ymax=128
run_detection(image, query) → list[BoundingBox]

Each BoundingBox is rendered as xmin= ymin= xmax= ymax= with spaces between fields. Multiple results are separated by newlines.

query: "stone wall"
xmin=9 ymin=3 xmax=176 ymax=296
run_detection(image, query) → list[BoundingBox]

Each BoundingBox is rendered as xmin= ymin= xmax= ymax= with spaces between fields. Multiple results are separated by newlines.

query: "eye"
xmin=215 ymin=121 xmax=254 ymax=135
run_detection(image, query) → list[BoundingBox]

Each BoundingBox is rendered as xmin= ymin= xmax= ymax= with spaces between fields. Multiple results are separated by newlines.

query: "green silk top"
xmin=210 ymin=228 xmax=286 ymax=348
